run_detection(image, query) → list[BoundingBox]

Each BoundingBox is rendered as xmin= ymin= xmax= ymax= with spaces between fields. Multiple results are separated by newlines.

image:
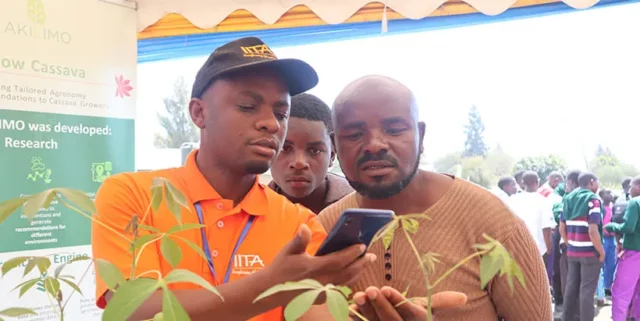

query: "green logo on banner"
xmin=26 ymin=0 xmax=46 ymax=25
xmin=2 ymin=0 xmax=72 ymax=44
xmin=91 ymin=162 xmax=113 ymax=183
xmin=27 ymin=157 xmax=53 ymax=184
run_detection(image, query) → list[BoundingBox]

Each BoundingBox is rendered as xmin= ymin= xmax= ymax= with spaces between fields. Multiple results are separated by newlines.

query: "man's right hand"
xmin=598 ymin=251 xmax=605 ymax=263
xmin=264 ymin=224 xmax=376 ymax=288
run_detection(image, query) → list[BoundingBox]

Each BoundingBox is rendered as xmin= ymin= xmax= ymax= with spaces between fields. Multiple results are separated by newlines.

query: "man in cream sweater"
xmin=316 ymin=75 xmax=552 ymax=321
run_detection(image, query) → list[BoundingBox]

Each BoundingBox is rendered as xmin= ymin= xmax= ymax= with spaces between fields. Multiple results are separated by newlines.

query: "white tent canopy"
xmin=133 ymin=0 xmax=600 ymax=31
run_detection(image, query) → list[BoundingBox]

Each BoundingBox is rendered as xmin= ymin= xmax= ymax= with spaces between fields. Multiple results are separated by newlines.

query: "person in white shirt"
xmin=495 ymin=176 xmax=518 ymax=202
xmin=508 ymin=171 xmax=556 ymax=284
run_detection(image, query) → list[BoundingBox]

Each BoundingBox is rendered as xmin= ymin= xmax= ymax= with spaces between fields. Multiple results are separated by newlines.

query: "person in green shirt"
xmin=551 ymin=170 xmax=580 ymax=313
xmin=605 ymin=175 xmax=640 ymax=321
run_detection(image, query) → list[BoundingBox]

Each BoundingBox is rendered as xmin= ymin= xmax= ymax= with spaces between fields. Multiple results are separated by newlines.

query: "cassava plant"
xmin=0 ymin=178 xmax=525 ymax=321
xmin=0 ymin=179 xmax=220 ymax=321
xmin=254 ymin=215 xmax=527 ymax=321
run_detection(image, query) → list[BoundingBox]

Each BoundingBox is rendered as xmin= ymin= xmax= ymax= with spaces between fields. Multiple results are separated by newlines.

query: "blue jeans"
xmin=596 ymin=269 xmax=605 ymax=300
xmin=603 ymin=236 xmax=618 ymax=290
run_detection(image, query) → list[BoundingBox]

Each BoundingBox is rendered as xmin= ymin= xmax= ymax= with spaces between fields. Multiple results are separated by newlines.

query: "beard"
xmin=346 ymin=154 xmax=421 ymax=200
xmin=244 ymin=160 xmax=271 ymax=175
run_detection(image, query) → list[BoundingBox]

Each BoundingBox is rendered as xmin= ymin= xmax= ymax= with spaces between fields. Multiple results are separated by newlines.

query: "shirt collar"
xmin=180 ymin=149 xmax=268 ymax=216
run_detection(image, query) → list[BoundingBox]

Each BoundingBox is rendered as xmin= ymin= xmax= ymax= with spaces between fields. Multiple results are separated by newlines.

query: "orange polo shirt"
xmin=91 ymin=150 xmax=327 ymax=320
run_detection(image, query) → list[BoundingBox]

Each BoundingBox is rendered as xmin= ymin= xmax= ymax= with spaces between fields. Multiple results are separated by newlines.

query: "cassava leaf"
xmin=421 ymin=252 xmax=442 ymax=274
xmin=102 ymin=278 xmax=159 ymax=321
xmin=59 ymin=277 xmax=83 ymax=296
xmin=160 ymin=285 xmax=189 ymax=321
xmin=174 ymin=236 xmax=208 ymax=263
xmin=1 ymin=256 xmax=30 ymax=276
xmin=164 ymin=180 xmax=189 ymax=213
xmin=54 ymin=255 xmax=90 ymax=277
xmin=326 ymin=290 xmax=350 ymax=321
xmin=0 ymin=197 xmax=30 ymax=224
xmin=23 ymin=189 xmax=56 ymax=220
xmin=0 ymin=307 xmax=37 ymax=317
xmin=94 ymin=258 xmax=125 ymax=291
xmin=133 ymin=234 xmax=161 ymax=251
xmin=479 ymin=255 xmax=502 ymax=289
xmin=12 ymin=278 xmax=40 ymax=298
xmin=150 ymin=183 xmax=163 ymax=213
xmin=160 ymin=237 xmax=182 ymax=268
xmin=283 ymin=289 xmax=323 ymax=321
xmin=167 ymin=223 xmax=205 ymax=235
xmin=254 ymin=279 xmax=323 ymax=303
xmin=401 ymin=218 xmax=420 ymax=235
xmin=43 ymin=277 xmax=60 ymax=298
xmin=165 ymin=269 xmax=222 ymax=300
xmin=336 ymin=285 xmax=352 ymax=298
xmin=56 ymin=188 xmax=96 ymax=214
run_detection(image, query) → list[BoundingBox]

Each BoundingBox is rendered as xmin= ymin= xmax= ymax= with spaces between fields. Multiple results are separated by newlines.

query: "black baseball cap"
xmin=191 ymin=37 xmax=319 ymax=98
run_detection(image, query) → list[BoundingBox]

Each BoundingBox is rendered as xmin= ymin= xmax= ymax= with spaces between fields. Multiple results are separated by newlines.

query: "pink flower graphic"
xmin=115 ymin=74 xmax=134 ymax=98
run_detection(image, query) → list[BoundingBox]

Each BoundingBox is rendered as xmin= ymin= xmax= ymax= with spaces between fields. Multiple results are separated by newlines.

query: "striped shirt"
xmin=561 ymin=198 xmax=602 ymax=257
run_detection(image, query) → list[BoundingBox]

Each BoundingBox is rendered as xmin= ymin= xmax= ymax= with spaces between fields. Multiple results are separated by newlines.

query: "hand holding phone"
xmin=315 ymin=208 xmax=394 ymax=257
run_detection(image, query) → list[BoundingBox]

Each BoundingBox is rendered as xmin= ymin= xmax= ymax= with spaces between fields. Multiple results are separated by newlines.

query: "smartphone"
xmin=315 ymin=208 xmax=394 ymax=257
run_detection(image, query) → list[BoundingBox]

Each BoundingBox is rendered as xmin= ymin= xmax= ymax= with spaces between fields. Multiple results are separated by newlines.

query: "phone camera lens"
xmin=345 ymin=217 xmax=353 ymax=225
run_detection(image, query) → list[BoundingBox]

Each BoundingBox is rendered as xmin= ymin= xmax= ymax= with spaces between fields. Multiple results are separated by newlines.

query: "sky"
xmin=136 ymin=2 xmax=640 ymax=170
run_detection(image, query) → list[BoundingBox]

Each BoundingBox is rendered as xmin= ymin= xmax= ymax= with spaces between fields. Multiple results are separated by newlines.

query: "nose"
xmin=255 ymin=110 xmax=281 ymax=134
xmin=363 ymin=130 xmax=389 ymax=155
xmin=289 ymin=151 xmax=309 ymax=171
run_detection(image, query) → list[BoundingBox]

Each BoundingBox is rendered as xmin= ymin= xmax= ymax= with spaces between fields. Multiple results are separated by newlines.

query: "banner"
xmin=0 ymin=0 xmax=136 ymax=319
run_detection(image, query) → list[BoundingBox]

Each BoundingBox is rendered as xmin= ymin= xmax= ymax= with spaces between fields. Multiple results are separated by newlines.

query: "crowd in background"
xmin=496 ymin=171 xmax=640 ymax=321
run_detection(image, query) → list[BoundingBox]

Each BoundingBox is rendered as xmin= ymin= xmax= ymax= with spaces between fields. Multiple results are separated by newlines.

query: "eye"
xmin=308 ymin=148 xmax=322 ymax=155
xmin=275 ymin=112 xmax=288 ymax=121
xmin=238 ymin=104 xmax=255 ymax=112
xmin=343 ymin=132 xmax=362 ymax=141
xmin=281 ymin=145 xmax=292 ymax=153
xmin=386 ymin=127 xmax=407 ymax=136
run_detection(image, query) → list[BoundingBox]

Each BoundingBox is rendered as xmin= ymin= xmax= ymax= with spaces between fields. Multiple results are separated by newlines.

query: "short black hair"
xmin=578 ymin=171 xmax=598 ymax=188
xmin=514 ymin=170 xmax=525 ymax=180
xmin=498 ymin=176 xmax=515 ymax=189
xmin=622 ymin=177 xmax=632 ymax=188
xmin=290 ymin=93 xmax=332 ymax=132
xmin=522 ymin=171 xmax=540 ymax=186
xmin=566 ymin=170 xmax=581 ymax=184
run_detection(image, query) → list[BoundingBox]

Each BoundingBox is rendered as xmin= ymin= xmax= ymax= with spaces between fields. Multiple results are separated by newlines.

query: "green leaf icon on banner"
xmin=26 ymin=0 xmax=46 ymax=25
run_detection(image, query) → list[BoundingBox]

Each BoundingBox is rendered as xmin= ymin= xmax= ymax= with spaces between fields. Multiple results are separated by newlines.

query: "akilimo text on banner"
xmin=0 ymin=0 xmax=137 ymax=319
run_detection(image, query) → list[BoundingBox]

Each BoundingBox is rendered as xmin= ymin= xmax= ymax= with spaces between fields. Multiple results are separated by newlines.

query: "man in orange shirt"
xmin=91 ymin=37 xmax=375 ymax=321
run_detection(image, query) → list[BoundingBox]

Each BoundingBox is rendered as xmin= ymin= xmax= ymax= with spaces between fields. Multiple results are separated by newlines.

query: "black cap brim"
xmin=213 ymin=58 xmax=319 ymax=96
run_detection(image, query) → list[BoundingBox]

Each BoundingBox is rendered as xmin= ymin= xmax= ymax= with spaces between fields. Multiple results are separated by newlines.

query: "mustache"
xmin=356 ymin=152 xmax=399 ymax=168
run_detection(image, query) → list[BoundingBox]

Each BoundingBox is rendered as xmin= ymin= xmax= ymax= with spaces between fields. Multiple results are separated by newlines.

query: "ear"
xmin=329 ymin=132 xmax=337 ymax=167
xmin=418 ymin=121 xmax=426 ymax=154
xmin=189 ymin=98 xmax=206 ymax=129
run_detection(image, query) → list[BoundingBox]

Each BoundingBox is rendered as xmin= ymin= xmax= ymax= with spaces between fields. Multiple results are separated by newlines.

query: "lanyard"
xmin=194 ymin=202 xmax=255 ymax=284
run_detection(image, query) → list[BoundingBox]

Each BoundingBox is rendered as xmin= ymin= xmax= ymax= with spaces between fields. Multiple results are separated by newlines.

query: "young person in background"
xmin=269 ymin=93 xmax=353 ymax=213
xmin=598 ymin=188 xmax=616 ymax=297
xmin=560 ymin=172 xmax=604 ymax=321
xmin=605 ymin=176 xmax=640 ymax=321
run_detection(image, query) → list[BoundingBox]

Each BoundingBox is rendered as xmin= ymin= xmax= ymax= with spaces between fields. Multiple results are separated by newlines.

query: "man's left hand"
xmin=348 ymin=286 xmax=467 ymax=321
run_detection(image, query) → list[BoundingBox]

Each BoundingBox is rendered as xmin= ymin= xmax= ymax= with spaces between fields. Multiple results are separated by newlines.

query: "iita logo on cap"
xmin=240 ymin=44 xmax=276 ymax=60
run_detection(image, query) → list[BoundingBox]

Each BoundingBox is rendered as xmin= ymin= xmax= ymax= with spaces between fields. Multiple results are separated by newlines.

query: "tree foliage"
xmin=463 ymin=105 xmax=488 ymax=158
xmin=513 ymin=154 xmax=568 ymax=184
xmin=433 ymin=147 xmax=514 ymax=188
xmin=589 ymin=145 xmax=639 ymax=189
xmin=154 ymin=77 xmax=200 ymax=148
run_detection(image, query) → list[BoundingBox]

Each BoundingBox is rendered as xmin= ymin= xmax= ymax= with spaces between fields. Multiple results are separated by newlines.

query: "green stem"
xmin=349 ymin=307 xmax=369 ymax=321
xmin=62 ymin=262 xmax=92 ymax=310
xmin=58 ymin=198 xmax=130 ymax=243
xmin=430 ymin=249 xmax=490 ymax=289
xmin=134 ymin=236 xmax=164 ymax=268
xmin=44 ymin=289 xmax=61 ymax=321
xmin=401 ymin=227 xmax=433 ymax=321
